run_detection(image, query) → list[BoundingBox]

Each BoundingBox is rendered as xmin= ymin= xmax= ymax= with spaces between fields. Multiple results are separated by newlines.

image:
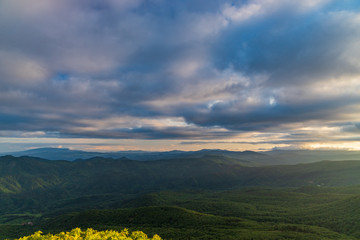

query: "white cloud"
xmin=170 ymin=57 xmax=205 ymax=78
xmin=222 ymin=0 xmax=331 ymax=24
xmin=0 ymin=50 xmax=49 ymax=86
xmin=222 ymin=3 xmax=263 ymax=23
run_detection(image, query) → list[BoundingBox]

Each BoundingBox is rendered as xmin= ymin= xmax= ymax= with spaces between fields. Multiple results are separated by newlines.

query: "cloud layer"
xmin=1 ymin=0 xmax=360 ymax=151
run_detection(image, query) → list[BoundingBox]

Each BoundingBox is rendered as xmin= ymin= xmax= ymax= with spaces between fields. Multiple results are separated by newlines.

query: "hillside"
xmin=2 ymin=155 xmax=360 ymax=239
xmin=4 ymin=189 xmax=359 ymax=240
xmin=31 ymin=206 xmax=356 ymax=240
xmin=2 ymin=155 xmax=360 ymax=216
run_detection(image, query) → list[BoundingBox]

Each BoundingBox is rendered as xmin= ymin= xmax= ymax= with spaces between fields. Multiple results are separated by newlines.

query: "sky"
xmin=1 ymin=0 xmax=360 ymax=152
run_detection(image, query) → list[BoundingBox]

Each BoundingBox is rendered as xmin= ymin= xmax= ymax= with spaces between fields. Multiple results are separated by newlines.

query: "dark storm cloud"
xmin=61 ymin=126 xmax=237 ymax=140
xmin=337 ymin=122 xmax=360 ymax=133
xmin=213 ymin=10 xmax=360 ymax=86
xmin=181 ymin=95 xmax=360 ymax=131
xmin=180 ymin=139 xmax=315 ymax=145
xmin=1 ymin=0 xmax=360 ymax=144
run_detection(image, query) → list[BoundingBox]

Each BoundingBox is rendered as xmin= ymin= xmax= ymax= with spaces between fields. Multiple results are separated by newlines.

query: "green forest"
xmin=1 ymin=154 xmax=360 ymax=239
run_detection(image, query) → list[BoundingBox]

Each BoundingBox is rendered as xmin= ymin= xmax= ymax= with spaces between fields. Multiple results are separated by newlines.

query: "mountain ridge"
xmin=3 ymin=147 xmax=360 ymax=165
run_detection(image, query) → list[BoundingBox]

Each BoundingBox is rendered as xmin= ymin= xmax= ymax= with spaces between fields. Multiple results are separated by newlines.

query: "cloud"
xmin=215 ymin=8 xmax=360 ymax=86
xmin=1 ymin=0 xmax=360 ymax=151
xmin=0 ymin=51 xmax=49 ymax=87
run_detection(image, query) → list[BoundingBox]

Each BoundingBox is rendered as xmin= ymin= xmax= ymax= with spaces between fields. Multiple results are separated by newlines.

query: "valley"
xmin=1 ymin=151 xmax=360 ymax=239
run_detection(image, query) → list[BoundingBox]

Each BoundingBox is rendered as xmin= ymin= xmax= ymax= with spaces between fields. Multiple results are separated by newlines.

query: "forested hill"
xmin=2 ymin=155 xmax=360 ymax=197
xmin=2 ymin=155 xmax=360 ymax=239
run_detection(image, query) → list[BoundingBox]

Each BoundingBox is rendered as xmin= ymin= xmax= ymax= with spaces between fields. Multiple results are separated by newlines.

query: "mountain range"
xmin=3 ymin=147 xmax=360 ymax=165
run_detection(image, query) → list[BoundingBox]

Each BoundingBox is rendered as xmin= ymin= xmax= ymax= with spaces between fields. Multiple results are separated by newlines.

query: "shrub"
xmin=14 ymin=228 xmax=162 ymax=240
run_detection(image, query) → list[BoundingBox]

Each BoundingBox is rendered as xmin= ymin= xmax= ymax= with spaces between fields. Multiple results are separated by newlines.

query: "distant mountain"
xmin=267 ymin=149 xmax=360 ymax=164
xmin=1 ymin=147 xmax=281 ymax=166
xmin=3 ymin=148 xmax=360 ymax=165
xmin=2 ymin=148 xmax=109 ymax=161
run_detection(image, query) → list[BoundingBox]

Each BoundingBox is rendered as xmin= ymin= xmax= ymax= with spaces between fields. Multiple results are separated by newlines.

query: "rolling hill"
xmin=2 ymin=155 xmax=360 ymax=216
xmin=2 ymin=154 xmax=360 ymax=239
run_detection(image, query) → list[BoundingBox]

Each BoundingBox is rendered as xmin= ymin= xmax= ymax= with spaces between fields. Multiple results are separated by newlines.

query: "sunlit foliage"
xmin=14 ymin=228 xmax=161 ymax=240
